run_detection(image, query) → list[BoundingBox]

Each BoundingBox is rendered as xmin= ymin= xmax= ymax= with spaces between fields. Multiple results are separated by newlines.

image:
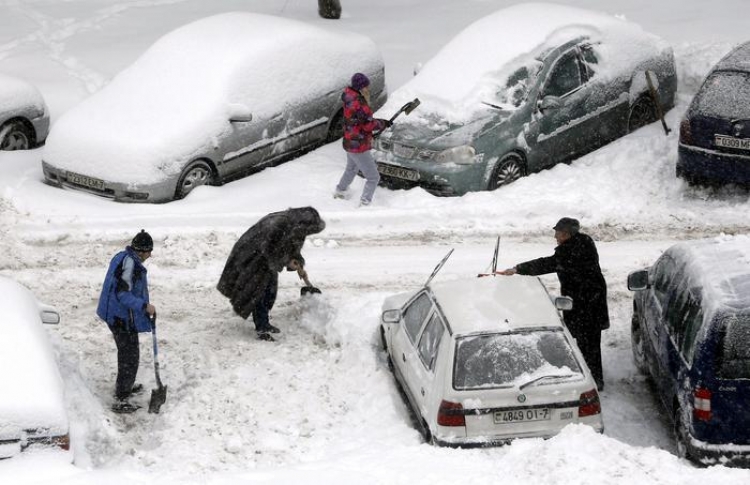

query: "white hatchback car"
xmin=380 ymin=274 xmax=603 ymax=446
xmin=0 ymin=276 xmax=70 ymax=459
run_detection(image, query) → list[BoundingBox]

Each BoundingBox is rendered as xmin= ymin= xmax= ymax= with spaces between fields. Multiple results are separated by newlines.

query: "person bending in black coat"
xmin=217 ymin=207 xmax=326 ymax=342
xmin=497 ymin=217 xmax=609 ymax=390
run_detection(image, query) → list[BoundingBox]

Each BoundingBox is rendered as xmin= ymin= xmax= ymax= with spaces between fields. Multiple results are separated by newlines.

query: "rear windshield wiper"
xmin=519 ymin=374 xmax=575 ymax=390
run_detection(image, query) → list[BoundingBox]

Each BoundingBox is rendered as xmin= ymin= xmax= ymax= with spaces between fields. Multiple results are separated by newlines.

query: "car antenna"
xmin=478 ymin=236 xmax=501 ymax=277
xmin=424 ymin=249 xmax=454 ymax=288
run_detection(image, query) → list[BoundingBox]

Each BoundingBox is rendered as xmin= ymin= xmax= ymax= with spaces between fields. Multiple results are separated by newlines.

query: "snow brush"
xmin=375 ymin=98 xmax=420 ymax=137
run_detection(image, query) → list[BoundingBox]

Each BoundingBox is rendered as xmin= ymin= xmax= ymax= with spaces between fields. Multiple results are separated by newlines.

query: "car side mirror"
xmin=381 ymin=309 xmax=402 ymax=323
xmin=627 ymin=270 xmax=650 ymax=291
xmin=40 ymin=307 xmax=60 ymax=325
xmin=554 ymin=296 xmax=573 ymax=311
xmin=539 ymin=95 xmax=562 ymax=113
xmin=228 ymin=103 xmax=253 ymax=123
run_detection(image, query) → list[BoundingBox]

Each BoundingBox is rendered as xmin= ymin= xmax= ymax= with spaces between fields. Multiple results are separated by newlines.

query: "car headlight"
xmin=434 ymin=145 xmax=477 ymax=164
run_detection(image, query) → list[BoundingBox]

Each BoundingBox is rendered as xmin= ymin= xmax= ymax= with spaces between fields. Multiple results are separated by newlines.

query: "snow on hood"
xmin=0 ymin=277 xmax=67 ymax=436
xmin=0 ymin=72 xmax=46 ymax=116
xmin=43 ymin=12 xmax=381 ymax=184
xmin=380 ymin=2 xmax=669 ymax=125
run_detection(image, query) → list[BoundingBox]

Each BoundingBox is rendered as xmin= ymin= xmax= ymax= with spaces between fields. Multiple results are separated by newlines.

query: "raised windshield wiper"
xmin=519 ymin=374 xmax=575 ymax=390
xmin=481 ymin=101 xmax=507 ymax=111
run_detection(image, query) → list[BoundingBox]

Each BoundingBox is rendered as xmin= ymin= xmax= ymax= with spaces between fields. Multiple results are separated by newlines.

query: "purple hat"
xmin=351 ymin=72 xmax=370 ymax=91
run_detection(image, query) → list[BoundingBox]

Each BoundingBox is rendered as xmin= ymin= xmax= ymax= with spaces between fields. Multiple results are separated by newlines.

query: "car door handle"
xmin=402 ymin=353 xmax=406 ymax=362
xmin=420 ymin=388 xmax=425 ymax=396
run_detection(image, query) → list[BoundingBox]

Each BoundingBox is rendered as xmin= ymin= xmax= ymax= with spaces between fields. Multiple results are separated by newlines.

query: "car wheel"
xmin=488 ymin=153 xmax=525 ymax=190
xmin=0 ymin=121 xmax=32 ymax=151
xmin=326 ymin=110 xmax=344 ymax=143
xmin=175 ymin=160 xmax=213 ymax=200
xmin=628 ymin=95 xmax=656 ymax=133
xmin=674 ymin=407 xmax=690 ymax=460
xmin=631 ymin=311 xmax=648 ymax=374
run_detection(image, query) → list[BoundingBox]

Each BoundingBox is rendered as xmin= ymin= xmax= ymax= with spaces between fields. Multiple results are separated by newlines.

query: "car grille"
xmin=392 ymin=142 xmax=417 ymax=158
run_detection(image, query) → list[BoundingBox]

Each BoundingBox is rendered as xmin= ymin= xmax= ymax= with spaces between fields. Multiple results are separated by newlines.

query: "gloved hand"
xmin=381 ymin=119 xmax=393 ymax=128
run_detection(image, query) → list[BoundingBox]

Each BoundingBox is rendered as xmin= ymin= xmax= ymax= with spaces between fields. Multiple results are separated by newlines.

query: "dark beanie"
xmin=131 ymin=229 xmax=153 ymax=252
xmin=351 ymin=72 xmax=370 ymax=91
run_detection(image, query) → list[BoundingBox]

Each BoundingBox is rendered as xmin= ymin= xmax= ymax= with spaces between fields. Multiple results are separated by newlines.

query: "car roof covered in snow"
xmin=428 ymin=275 xmax=564 ymax=335
xmin=666 ymin=235 xmax=750 ymax=313
xmin=0 ymin=72 xmax=46 ymax=116
xmin=712 ymin=40 xmax=750 ymax=73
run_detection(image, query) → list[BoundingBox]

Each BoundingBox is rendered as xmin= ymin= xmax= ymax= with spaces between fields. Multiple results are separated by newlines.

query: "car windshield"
xmin=692 ymin=71 xmax=750 ymax=119
xmin=719 ymin=315 xmax=750 ymax=379
xmin=488 ymin=61 xmax=542 ymax=110
xmin=453 ymin=329 xmax=582 ymax=390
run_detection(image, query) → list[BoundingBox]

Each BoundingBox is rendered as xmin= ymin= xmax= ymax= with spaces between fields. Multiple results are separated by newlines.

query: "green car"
xmin=373 ymin=4 xmax=677 ymax=196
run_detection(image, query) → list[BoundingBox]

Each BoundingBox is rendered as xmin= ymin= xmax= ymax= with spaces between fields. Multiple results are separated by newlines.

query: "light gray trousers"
xmin=336 ymin=150 xmax=381 ymax=204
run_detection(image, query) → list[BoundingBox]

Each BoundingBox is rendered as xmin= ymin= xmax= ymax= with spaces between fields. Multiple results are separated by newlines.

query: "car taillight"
xmin=679 ymin=119 xmax=692 ymax=144
xmin=53 ymin=433 xmax=71 ymax=451
xmin=437 ymin=400 xmax=465 ymax=427
xmin=694 ymin=387 xmax=712 ymax=422
xmin=578 ymin=389 xmax=601 ymax=417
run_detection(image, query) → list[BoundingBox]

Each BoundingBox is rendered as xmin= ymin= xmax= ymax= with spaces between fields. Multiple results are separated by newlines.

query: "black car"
xmin=677 ymin=41 xmax=750 ymax=186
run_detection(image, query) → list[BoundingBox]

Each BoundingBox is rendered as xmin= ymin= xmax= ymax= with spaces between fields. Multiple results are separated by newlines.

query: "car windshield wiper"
xmin=519 ymin=374 xmax=575 ymax=390
xmin=481 ymin=101 xmax=509 ymax=112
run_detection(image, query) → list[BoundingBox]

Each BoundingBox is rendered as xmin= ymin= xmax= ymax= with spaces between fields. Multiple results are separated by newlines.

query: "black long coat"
xmin=217 ymin=207 xmax=325 ymax=319
xmin=515 ymin=232 xmax=610 ymax=335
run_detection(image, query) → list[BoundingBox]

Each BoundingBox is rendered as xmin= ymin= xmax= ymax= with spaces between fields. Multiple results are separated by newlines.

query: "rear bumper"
xmin=677 ymin=144 xmax=750 ymax=185
xmin=687 ymin=436 xmax=750 ymax=467
xmin=434 ymin=423 xmax=604 ymax=448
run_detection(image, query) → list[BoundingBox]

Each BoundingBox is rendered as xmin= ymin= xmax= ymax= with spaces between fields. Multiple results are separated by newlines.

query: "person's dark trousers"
xmin=573 ymin=327 xmax=604 ymax=389
xmin=110 ymin=317 xmax=140 ymax=400
xmin=251 ymin=277 xmax=278 ymax=332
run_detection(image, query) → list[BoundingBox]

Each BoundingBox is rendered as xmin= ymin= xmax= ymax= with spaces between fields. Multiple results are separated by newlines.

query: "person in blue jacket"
xmin=97 ymin=230 xmax=157 ymax=413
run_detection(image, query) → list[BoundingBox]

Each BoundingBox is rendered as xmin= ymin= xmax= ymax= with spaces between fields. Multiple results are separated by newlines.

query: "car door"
xmin=220 ymin=113 xmax=287 ymax=179
xmin=643 ymin=255 xmax=675 ymax=384
xmin=282 ymin=85 xmax=340 ymax=152
xmin=525 ymin=48 xmax=588 ymax=166
xmin=390 ymin=292 xmax=433 ymax=408
xmin=409 ymin=312 xmax=446 ymax=418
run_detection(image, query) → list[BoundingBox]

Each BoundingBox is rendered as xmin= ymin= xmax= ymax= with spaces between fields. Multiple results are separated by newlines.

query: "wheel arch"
xmin=0 ymin=116 xmax=37 ymax=146
xmin=485 ymin=149 xmax=528 ymax=190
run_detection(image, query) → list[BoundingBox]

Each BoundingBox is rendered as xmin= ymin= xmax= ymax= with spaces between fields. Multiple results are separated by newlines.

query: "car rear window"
xmin=453 ymin=330 xmax=582 ymax=390
xmin=719 ymin=315 xmax=750 ymax=379
xmin=692 ymin=71 xmax=750 ymax=119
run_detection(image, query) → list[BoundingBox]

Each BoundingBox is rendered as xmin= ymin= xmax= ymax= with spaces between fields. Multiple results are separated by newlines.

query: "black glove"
xmin=381 ymin=119 xmax=393 ymax=128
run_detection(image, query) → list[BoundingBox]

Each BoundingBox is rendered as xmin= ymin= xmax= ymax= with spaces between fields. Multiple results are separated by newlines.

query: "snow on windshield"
xmin=380 ymin=2 xmax=668 ymax=124
xmin=43 ymin=12 xmax=380 ymax=184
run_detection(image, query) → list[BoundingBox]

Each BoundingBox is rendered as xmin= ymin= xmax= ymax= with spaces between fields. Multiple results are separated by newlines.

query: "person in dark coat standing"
xmin=97 ymin=230 xmax=157 ymax=413
xmin=497 ymin=217 xmax=609 ymax=390
xmin=334 ymin=72 xmax=391 ymax=207
xmin=217 ymin=207 xmax=326 ymax=342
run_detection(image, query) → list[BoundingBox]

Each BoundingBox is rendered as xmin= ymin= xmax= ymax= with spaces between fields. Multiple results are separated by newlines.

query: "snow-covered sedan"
xmin=372 ymin=2 xmax=676 ymax=195
xmin=0 ymin=73 xmax=50 ymax=150
xmin=42 ymin=12 xmax=386 ymax=203
xmin=380 ymin=274 xmax=603 ymax=446
xmin=0 ymin=276 xmax=70 ymax=460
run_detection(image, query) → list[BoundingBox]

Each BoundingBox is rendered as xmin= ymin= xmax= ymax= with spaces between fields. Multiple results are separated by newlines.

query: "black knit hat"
xmin=553 ymin=217 xmax=580 ymax=234
xmin=131 ymin=229 xmax=153 ymax=252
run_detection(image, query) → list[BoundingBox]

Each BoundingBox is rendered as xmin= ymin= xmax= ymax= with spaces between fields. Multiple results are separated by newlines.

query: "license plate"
xmin=715 ymin=135 xmax=750 ymax=151
xmin=377 ymin=163 xmax=419 ymax=181
xmin=494 ymin=408 xmax=551 ymax=424
xmin=66 ymin=171 xmax=105 ymax=190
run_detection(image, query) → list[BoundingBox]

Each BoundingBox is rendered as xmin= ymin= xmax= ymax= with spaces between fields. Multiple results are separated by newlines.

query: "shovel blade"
xmin=403 ymin=98 xmax=421 ymax=115
xmin=300 ymin=286 xmax=322 ymax=297
xmin=148 ymin=385 xmax=167 ymax=414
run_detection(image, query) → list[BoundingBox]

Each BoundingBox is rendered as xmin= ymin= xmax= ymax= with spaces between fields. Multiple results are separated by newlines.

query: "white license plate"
xmin=494 ymin=408 xmax=551 ymax=424
xmin=715 ymin=135 xmax=750 ymax=151
xmin=377 ymin=163 xmax=419 ymax=181
xmin=66 ymin=171 xmax=105 ymax=190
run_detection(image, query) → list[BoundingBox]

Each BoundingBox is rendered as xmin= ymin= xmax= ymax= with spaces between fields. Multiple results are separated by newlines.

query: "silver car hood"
xmin=383 ymin=110 xmax=506 ymax=151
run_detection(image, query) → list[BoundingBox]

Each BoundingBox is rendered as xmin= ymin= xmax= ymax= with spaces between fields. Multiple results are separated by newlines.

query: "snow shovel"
xmin=300 ymin=273 xmax=322 ymax=297
xmin=645 ymin=70 xmax=671 ymax=136
xmin=148 ymin=314 xmax=167 ymax=414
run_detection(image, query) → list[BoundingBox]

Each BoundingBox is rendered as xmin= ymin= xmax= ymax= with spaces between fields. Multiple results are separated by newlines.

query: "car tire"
xmin=628 ymin=95 xmax=656 ymax=133
xmin=488 ymin=153 xmax=525 ymax=190
xmin=175 ymin=159 xmax=213 ymax=200
xmin=326 ymin=110 xmax=344 ymax=143
xmin=0 ymin=120 xmax=32 ymax=151
xmin=631 ymin=310 xmax=648 ymax=374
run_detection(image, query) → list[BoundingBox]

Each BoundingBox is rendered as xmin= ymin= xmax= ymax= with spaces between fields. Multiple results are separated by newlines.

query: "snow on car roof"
xmin=0 ymin=277 xmax=67 ymax=433
xmin=713 ymin=41 xmax=750 ymax=73
xmin=44 ymin=12 xmax=382 ymax=184
xmin=669 ymin=235 xmax=750 ymax=313
xmin=429 ymin=275 xmax=564 ymax=335
xmin=0 ymin=72 xmax=45 ymax=114
xmin=381 ymin=2 xmax=668 ymax=123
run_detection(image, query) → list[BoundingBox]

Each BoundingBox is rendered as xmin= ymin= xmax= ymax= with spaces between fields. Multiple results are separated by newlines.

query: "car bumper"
xmin=434 ymin=423 xmax=604 ymax=448
xmin=372 ymin=149 xmax=486 ymax=196
xmin=677 ymin=144 xmax=750 ymax=185
xmin=31 ymin=113 xmax=50 ymax=147
xmin=42 ymin=161 xmax=173 ymax=203
xmin=686 ymin=435 xmax=750 ymax=467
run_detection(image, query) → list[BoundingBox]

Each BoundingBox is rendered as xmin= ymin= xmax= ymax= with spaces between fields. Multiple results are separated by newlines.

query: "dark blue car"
xmin=627 ymin=237 xmax=750 ymax=467
xmin=677 ymin=41 xmax=750 ymax=186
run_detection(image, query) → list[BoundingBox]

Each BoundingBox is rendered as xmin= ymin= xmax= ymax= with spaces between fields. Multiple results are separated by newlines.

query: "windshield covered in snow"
xmin=692 ymin=71 xmax=750 ymax=119
xmin=487 ymin=61 xmax=543 ymax=110
xmin=453 ymin=330 xmax=581 ymax=390
xmin=719 ymin=315 xmax=750 ymax=379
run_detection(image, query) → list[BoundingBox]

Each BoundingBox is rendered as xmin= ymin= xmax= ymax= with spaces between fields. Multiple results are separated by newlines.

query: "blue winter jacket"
xmin=96 ymin=247 xmax=152 ymax=333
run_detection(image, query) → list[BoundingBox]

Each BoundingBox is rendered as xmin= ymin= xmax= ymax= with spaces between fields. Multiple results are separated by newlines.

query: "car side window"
xmin=543 ymin=50 xmax=583 ymax=98
xmin=665 ymin=284 xmax=690 ymax=337
xmin=417 ymin=313 xmax=445 ymax=372
xmin=680 ymin=297 xmax=703 ymax=364
xmin=579 ymin=44 xmax=599 ymax=81
xmin=403 ymin=292 xmax=433 ymax=344
xmin=652 ymin=255 xmax=675 ymax=308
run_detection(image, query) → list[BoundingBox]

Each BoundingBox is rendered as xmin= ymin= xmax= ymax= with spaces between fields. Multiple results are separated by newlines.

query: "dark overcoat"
xmin=217 ymin=207 xmax=325 ymax=319
xmin=515 ymin=232 xmax=610 ymax=335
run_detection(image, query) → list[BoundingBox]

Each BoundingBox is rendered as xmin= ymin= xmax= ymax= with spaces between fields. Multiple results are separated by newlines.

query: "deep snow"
xmin=2 ymin=1 xmax=750 ymax=484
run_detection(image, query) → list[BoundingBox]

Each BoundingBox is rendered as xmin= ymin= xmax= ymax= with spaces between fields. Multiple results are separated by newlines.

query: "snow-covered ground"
xmin=1 ymin=1 xmax=750 ymax=483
